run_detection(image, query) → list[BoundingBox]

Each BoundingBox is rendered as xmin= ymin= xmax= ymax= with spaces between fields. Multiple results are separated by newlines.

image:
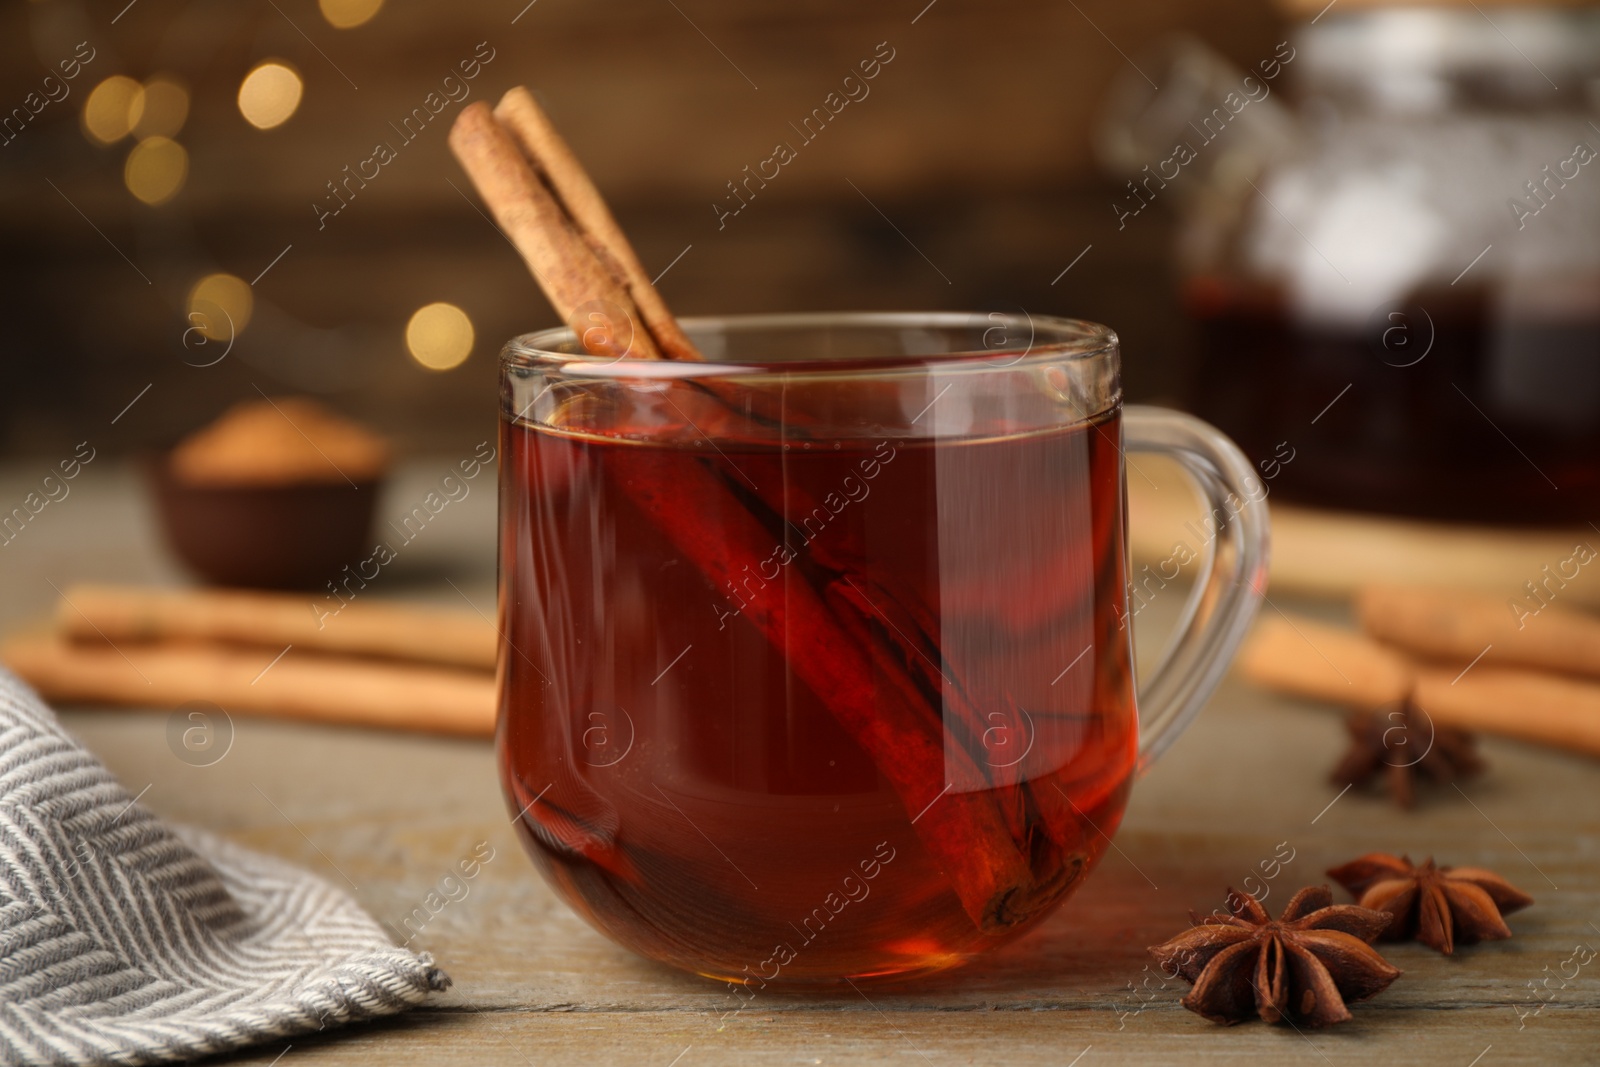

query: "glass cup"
xmin=498 ymin=312 xmax=1269 ymax=986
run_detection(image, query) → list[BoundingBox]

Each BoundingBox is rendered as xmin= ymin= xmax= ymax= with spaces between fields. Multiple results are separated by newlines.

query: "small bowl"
xmin=148 ymin=460 xmax=383 ymax=590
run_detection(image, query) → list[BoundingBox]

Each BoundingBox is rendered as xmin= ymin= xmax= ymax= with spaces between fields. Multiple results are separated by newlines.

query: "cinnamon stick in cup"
xmin=491 ymin=87 xmax=701 ymax=364
xmin=615 ymin=449 xmax=1051 ymax=926
xmin=451 ymin=89 xmax=1069 ymax=931
xmin=448 ymin=101 xmax=664 ymax=361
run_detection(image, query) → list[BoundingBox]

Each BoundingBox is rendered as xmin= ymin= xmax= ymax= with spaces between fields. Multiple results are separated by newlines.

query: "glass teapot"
xmin=1099 ymin=1 xmax=1600 ymax=524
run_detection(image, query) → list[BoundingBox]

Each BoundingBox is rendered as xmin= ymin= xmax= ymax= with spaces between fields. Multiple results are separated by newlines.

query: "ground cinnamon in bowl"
xmin=152 ymin=398 xmax=389 ymax=589
xmin=170 ymin=398 xmax=390 ymax=486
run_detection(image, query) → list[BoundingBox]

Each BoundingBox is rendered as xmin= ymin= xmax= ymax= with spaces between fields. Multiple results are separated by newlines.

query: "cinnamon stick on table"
xmin=1238 ymin=614 xmax=1600 ymax=758
xmin=1413 ymin=664 xmax=1600 ymax=757
xmin=55 ymin=584 xmax=496 ymax=670
xmin=451 ymin=89 xmax=1069 ymax=931
xmin=1358 ymin=582 xmax=1600 ymax=682
xmin=2 ymin=632 xmax=494 ymax=736
xmin=1237 ymin=614 xmax=1413 ymax=710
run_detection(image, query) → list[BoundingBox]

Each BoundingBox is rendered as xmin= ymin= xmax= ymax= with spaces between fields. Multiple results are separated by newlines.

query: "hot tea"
xmin=498 ymin=409 xmax=1137 ymax=983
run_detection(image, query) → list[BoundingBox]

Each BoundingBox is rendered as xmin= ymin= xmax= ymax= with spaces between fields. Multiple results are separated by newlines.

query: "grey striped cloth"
xmin=0 ymin=670 xmax=450 ymax=1065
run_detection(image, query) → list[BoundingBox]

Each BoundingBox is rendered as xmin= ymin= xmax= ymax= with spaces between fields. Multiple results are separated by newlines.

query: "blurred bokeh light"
xmin=237 ymin=61 xmax=303 ymax=130
xmin=187 ymin=274 xmax=254 ymax=342
xmin=406 ymin=303 xmax=475 ymax=371
xmin=3 ymin=0 xmax=1258 ymax=457
xmin=319 ymin=0 xmax=386 ymax=30
xmin=134 ymin=76 xmax=190 ymax=140
xmin=82 ymin=75 xmax=144 ymax=145
xmin=123 ymin=136 xmax=188 ymax=205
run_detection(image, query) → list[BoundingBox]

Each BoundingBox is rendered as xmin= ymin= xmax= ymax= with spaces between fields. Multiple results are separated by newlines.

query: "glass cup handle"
xmin=1122 ymin=404 xmax=1272 ymax=773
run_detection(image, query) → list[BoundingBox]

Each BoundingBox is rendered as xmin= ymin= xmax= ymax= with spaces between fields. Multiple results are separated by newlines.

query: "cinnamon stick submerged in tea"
xmin=616 ymin=450 xmax=1051 ymax=926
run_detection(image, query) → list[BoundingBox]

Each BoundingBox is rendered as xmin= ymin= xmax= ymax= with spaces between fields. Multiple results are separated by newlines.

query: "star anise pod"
xmin=1327 ymin=852 xmax=1533 ymax=955
xmin=1329 ymin=698 xmax=1484 ymax=808
xmin=1148 ymin=885 xmax=1400 ymax=1027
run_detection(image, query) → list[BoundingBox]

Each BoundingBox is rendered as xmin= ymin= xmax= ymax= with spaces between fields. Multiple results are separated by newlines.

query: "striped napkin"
xmin=0 ymin=671 xmax=450 ymax=1065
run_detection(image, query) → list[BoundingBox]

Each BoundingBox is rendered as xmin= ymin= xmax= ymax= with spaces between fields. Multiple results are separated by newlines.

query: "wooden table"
xmin=4 ymin=463 xmax=1597 ymax=1065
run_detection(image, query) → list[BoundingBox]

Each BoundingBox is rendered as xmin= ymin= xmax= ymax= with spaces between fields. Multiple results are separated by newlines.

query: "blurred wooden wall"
xmin=0 ymin=0 xmax=1285 ymax=456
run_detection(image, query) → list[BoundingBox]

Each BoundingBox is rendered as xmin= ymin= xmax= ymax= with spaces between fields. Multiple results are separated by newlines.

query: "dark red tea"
xmin=1184 ymin=277 xmax=1600 ymax=523
xmin=498 ymin=407 xmax=1137 ymax=983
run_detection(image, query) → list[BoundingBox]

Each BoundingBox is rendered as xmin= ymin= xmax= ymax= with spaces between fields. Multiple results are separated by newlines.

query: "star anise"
xmin=1326 ymin=853 xmax=1533 ymax=955
xmin=1148 ymin=885 xmax=1400 ymax=1027
xmin=1329 ymin=698 xmax=1484 ymax=808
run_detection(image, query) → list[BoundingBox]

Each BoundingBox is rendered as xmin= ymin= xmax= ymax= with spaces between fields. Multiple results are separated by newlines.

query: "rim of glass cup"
xmin=501 ymin=311 xmax=1118 ymax=380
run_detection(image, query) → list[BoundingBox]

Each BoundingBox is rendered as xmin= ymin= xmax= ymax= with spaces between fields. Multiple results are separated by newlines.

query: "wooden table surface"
xmin=3 ymin=462 xmax=1597 ymax=1065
